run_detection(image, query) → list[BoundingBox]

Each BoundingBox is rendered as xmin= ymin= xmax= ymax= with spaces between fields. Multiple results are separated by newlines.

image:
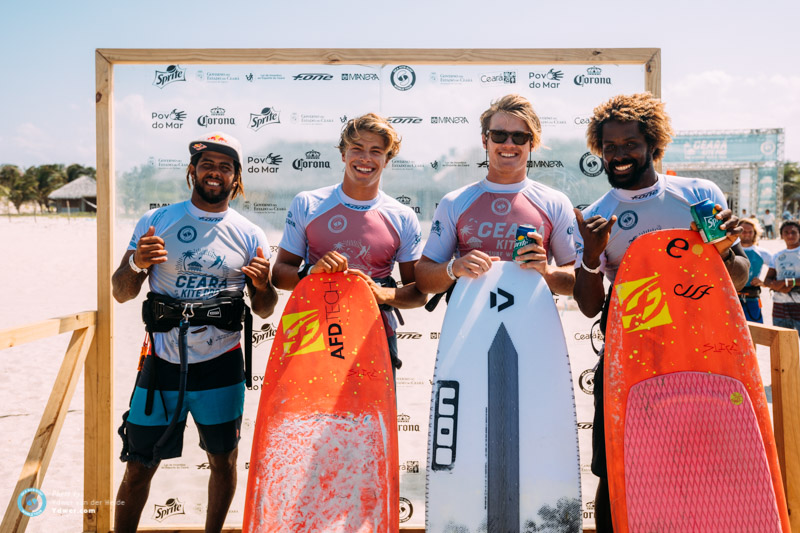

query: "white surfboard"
xmin=426 ymin=261 xmax=581 ymax=533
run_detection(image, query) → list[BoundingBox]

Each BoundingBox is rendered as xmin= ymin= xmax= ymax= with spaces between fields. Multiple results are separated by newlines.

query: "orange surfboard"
xmin=605 ymin=229 xmax=789 ymax=532
xmin=243 ymin=272 xmax=399 ymax=532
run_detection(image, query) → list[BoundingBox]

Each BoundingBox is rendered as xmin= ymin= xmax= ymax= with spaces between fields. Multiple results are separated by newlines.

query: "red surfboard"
xmin=243 ymin=272 xmax=399 ymax=532
xmin=605 ymin=229 xmax=789 ymax=532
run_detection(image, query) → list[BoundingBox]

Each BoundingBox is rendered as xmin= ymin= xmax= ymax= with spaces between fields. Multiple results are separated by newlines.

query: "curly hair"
xmin=479 ymin=94 xmax=542 ymax=150
xmin=586 ymin=93 xmax=674 ymax=161
xmin=338 ymin=113 xmax=401 ymax=161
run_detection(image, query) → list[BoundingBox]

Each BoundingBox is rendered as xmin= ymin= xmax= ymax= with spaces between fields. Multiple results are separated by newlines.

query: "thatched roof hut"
xmin=48 ymin=176 xmax=97 ymax=213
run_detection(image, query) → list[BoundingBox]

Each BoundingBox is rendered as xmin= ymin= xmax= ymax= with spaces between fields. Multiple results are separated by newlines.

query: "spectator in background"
xmin=739 ymin=218 xmax=772 ymax=323
xmin=763 ymin=208 xmax=776 ymax=239
xmin=764 ymin=220 xmax=800 ymax=335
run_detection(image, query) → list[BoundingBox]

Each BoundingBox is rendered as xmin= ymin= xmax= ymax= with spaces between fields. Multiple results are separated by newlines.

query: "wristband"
xmin=297 ymin=264 xmax=312 ymax=280
xmin=128 ymin=253 xmax=148 ymax=274
xmin=446 ymin=258 xmax=457 ymax=281
xmin=580 ymin=259 xmax=601 ymax=275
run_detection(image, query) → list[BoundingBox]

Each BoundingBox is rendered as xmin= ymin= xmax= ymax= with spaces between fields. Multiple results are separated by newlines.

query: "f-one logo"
xmin=616 ymin=274 xmax=673 ymax=332
xmin=282 ymin=310 xmax=325 ymax=356
xmin=431 ymin=380 xmax=459 ymax=471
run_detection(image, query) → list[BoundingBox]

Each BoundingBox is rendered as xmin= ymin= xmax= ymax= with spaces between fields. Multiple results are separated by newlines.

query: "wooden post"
xmin=85 ymin=50 xmax=115 ymax=533
xmin=0 ymin=324 xmax=95 ymax=533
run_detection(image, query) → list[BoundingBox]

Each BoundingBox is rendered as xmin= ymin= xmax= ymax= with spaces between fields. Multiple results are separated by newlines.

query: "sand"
xmin=0 ymin=216 xmax=788 ymax=532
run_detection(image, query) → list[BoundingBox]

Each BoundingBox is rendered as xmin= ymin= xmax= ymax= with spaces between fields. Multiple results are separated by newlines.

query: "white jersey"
xmin=423 ymin=178 xmax=576 ymax=265
xmin=575 ymin=174 xmax=728 ymax=283
xmin=128 ymin=200 xmax=270 ymax=364
xmin=769 ymin=247 xmax=800 ymax=304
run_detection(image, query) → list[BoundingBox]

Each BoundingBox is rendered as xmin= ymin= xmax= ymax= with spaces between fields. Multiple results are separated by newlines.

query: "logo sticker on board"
xmin=616 ymin=274 xmax=673 ymax=332
xmin=282 ymin=310 xmax=325 ymax=356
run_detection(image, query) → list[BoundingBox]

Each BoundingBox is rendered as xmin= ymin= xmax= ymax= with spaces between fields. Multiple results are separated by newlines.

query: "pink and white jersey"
xmin=423 ymin=178 xmax=577 ymax=265
xmin=279 ymin=184 xmax=423 ymax=279
xmin=575 ymin=174 xmax=728 ymax=284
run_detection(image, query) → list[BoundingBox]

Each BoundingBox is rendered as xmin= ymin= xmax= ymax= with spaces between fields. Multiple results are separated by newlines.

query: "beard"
xmin=606 ymin=151 xmax=653 ymax=189
xmin=193 ymin=176 xmax=235 ymax=205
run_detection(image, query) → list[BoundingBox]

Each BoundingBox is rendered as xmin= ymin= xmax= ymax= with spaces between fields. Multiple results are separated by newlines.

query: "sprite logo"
xmin=616 ymin=274 xmax=673 ymax=332
xmin=282 ymin=310 xmax=325 ymax=356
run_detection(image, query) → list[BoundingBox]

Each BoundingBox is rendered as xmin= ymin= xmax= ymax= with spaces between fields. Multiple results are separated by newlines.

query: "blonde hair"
xmin=740 ymin=217 xmax=762 ymax=243
xmin=479 ymin=94 xmax=542 ymax=149
xmin=586 ymin=93 xmax=674 ymax=161
xmin=338 ymin=113 xmax=401 ymax=161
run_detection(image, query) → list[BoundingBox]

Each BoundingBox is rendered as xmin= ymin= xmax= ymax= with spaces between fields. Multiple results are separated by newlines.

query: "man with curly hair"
xmin=572 ymin=93 xmax=750 ymax=531
xmin=272 ymin=113 xmax=426 ymax=373
xmin=416 ymin=94 xmax=576 ymax=296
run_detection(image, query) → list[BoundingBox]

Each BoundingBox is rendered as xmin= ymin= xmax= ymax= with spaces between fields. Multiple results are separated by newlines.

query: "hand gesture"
xmin=574 ymin=208 xmax=616 ymax=265
xmin=134 ymin=226 xmax=167 ymax=269
xmin=242 ymin=247 xmax=271 ymax=291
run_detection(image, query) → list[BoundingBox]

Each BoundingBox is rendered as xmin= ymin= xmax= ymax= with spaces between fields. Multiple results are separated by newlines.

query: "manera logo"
xmin=153 ymin=65 xmax=186 ymax=89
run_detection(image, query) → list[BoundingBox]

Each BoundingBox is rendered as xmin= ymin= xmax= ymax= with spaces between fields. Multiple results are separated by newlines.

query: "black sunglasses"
xmin=487 ymin=130 xmax=533 ymax=146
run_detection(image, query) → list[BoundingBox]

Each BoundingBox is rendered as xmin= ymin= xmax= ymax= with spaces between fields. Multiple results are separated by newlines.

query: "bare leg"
xmin=205 ymin=447 xmax=238 ymax=533
xmin=114 ymin=461 xmax=159 ymax=533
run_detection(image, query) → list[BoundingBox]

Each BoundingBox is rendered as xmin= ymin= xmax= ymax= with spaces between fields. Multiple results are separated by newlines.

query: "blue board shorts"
xmin=119 ymin=347 xmax=245 ymax=465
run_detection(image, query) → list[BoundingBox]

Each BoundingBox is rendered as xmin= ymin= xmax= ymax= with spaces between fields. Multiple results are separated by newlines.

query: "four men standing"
xmin=111 ymin=91 xmax=760 ymax=532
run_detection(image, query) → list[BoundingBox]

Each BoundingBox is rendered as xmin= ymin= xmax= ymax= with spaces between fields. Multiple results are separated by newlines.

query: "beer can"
xmin=690 ymin=199 xmax=728 ymax=244
xmin=512 ymin=225 xmax=537 ymax=262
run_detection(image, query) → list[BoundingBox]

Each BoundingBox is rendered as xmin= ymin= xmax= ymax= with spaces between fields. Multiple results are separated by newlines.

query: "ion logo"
xmin=281 ymin=310 xmax=324 ymax=356
xmin=328 ymin=214 xmax=347 ymax=233
xmin=490 ymin=198 xmax=512 ymax=216
xmin=431 ymin=380 xmax=459 ymax=470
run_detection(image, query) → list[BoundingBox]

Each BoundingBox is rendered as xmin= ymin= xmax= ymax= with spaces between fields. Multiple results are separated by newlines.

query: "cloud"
xmin=665 ymin=70 xmax=800 ymax=160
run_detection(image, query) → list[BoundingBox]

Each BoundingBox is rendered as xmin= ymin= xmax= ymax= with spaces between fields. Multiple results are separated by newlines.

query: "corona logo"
xmin=615 ymin=274 xmax=673 ymax=332
xmin=305 ymin=149 xmax=321 ymax=159
xmin=282 ymin=310 xmax=325 ymax=356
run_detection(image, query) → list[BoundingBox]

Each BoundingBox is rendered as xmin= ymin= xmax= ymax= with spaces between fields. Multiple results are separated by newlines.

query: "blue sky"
xmin=1 ymin=0 xmax=799 ymax=167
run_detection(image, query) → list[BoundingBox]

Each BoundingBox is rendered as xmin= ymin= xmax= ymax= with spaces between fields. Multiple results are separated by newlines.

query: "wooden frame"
xmin=0 ymin=312 xmax=96 ymax=533
xmin=93 ymin=48 xmax=659 ymax=532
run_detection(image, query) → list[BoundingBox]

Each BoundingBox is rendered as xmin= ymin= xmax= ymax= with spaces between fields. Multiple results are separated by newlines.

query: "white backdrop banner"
xmin=111 ymin=61 xmax=645 ymax=529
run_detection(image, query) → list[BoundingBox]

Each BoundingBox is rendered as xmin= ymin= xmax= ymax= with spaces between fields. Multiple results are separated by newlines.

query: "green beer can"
xmin=690 ymin=199 xmax=728 ymax=244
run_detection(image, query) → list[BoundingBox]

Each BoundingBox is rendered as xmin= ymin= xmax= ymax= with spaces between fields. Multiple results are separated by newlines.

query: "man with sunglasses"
xmin=416 ymin=94 xmax=577 ymax=295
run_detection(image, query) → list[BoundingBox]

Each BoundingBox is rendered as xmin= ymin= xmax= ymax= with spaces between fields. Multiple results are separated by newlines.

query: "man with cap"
xmin=111 ymin=132 xmax=278 ymax=533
